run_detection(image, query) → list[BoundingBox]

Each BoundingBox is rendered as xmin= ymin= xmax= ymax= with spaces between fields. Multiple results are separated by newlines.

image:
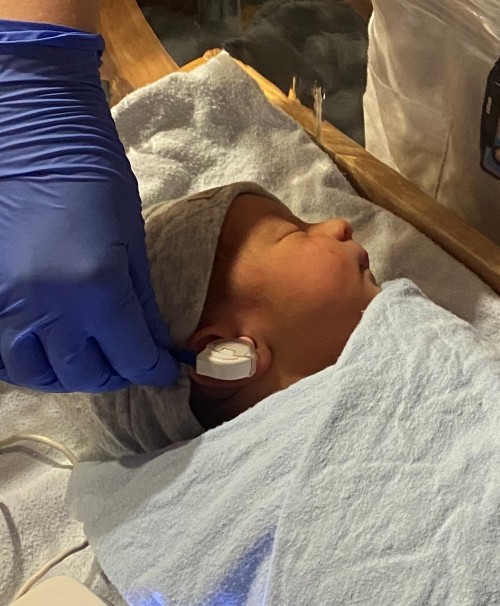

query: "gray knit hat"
xmin=90 ymin=182 xmax=282 ymax=458
xmin=144 ymin=181 xmax=281 ymax=348
xmin=87 ymin=182 xmax=284 ymax=457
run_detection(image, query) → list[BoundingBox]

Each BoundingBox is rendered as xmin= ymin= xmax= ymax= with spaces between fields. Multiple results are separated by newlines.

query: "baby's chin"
xmin=359 ymin=273 xmax=382 ymax=313
xmin=365 ymin=267 xmax=381 ymax=290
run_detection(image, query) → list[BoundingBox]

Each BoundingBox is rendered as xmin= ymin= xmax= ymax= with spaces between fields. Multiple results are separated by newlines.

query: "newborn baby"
xmin=88 ymin=181 xmax=380 ymax=457
xmin=187 ymin=190 xmax=380 ymax=429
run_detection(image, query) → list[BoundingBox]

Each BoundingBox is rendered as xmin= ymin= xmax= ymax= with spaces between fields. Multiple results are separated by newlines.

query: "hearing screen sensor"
xmin=196 ymin=338 xmax=257 ymax=381
xmin=11 ymin=576 xmax=109 ymax=605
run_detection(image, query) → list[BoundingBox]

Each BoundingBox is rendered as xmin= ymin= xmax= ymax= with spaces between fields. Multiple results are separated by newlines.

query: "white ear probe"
xmin=196 ymin=337 xmax=257 ymax=381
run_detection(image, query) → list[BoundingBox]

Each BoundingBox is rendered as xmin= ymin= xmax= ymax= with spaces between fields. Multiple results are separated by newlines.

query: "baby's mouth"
xmin=359 ymin=250 xmax=370 ymax=271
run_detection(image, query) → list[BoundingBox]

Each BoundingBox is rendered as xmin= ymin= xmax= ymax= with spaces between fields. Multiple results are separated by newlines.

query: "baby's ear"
xmin=187 ymin=328 xmax=272 ymax=389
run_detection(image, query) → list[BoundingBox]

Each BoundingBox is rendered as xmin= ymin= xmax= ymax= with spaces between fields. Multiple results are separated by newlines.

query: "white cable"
xmin=0 ymin=433 xmax=86 ymax=601
xmin=0 ymin=433 xmax=79 ymax=467
xmin=12 ymin=539 xmax=90 ymax=601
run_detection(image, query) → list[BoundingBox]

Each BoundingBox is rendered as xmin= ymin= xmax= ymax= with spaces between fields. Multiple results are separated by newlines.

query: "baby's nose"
xmin=320 ymin=218 xmax=353 ymax=242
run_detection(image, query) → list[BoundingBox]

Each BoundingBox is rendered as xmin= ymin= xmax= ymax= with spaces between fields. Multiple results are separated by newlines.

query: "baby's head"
xmin=145 ymin=183 xmax=380 ymax=430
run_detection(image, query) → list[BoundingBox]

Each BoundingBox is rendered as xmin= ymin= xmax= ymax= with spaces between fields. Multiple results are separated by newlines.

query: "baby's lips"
xmin=359 ymin=249 xmax=370 ymax=271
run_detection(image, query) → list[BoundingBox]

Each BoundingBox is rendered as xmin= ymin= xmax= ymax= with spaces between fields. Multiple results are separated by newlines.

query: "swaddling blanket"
xmin=68 ymin=279 xmax=500 ymax=606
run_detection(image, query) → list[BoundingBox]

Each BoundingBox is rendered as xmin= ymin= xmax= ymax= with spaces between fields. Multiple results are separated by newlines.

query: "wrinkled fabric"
xmin=68 ymin=279 xmax=500 ymax=605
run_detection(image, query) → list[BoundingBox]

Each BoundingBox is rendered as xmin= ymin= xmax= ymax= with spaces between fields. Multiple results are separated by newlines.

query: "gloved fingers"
xmin=42 ymin=329 xmax=130 ymax=393
xmin=142 ymin=297 xmax=173 ymax=350
xmin=1 ymin=328 xmax=130 ymax=393
xmin=0 ymin=353 xmax=9 ymax=384
xmin=97 ymin=291 xmax=179 ymax=387
xmin=0 ymin=329 xmax=63 ymax=391
xmin=128 ymin=237 xmax=172 ymax=351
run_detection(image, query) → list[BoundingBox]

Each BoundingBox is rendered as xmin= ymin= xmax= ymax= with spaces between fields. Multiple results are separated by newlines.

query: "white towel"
xmin=1 ymin=51 xmax=499 ymax=606
xmin=68 ymin=279 xmax=500 ymax=605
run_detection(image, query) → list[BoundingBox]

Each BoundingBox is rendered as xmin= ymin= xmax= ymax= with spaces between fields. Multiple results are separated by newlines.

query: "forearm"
xmin=0 ymin=0 xmax=102 ymax=33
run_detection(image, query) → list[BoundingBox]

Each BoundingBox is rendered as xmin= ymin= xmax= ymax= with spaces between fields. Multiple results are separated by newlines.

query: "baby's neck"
xmin=189 ymin=382 xmax=238 ymax=429
xmin=189 ymin=366 xmax=303 ymax=429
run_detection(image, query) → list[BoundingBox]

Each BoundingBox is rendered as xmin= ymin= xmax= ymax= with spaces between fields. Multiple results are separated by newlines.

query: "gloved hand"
xmin=0 ymin=21 xmax=179 ymax=392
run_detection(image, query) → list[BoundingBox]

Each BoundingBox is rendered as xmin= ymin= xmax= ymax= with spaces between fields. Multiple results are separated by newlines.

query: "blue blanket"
xmin=68 ymin=279 xmax=500 ymax=605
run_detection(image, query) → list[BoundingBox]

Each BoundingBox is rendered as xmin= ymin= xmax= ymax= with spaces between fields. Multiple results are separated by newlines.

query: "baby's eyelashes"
xmin=277 ymin=227 xmax=301 ymax=242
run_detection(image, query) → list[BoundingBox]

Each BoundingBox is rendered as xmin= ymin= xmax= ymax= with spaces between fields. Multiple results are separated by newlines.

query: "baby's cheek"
xmin=232 ymin=258 xmax=267 ymax=296
xmin=291 ymin=272 xmax=341 ymax=311
xmin=314 ymin=256 xmax=350 ymax=288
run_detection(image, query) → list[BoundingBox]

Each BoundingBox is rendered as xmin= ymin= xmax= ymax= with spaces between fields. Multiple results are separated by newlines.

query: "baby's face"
xmin=190 ymin=193 xmax=381 ymax=427
xmin=211 ymin=193 xmax=379 ymax=375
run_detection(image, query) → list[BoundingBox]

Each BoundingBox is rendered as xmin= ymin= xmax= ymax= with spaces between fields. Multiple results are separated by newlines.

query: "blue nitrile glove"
xmin=0 ymin=20 xmax=179 ymax=392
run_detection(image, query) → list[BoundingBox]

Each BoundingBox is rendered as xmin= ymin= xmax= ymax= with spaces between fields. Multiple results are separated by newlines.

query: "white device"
xmin=11 ymin=576 xmax=109 ymax=605
xmin=196 ymin=337 xmax=257 ymax=381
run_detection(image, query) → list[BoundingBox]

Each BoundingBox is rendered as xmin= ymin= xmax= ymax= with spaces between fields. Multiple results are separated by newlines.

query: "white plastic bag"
xmin=364 ymin=0 xmax=500 ymax=243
